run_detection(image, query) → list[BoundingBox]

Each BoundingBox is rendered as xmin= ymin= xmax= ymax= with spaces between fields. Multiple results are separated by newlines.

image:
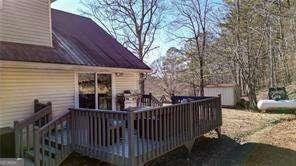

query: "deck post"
xmin=189 ymin=102 xmax=194 ymax=139
xmin=218 ymin=94 xmax=222 ymax=126
xmin=127 ymin=111 xmax=136 ymax=166
xmin=48 ymin=102 xmax=53 ymax=122
xmin=34 ymin=126 xmax=40 ymax=166
xmin=148 ymin=93 xmax=152 ymax=106
xmin=14 ymin=121 xmax=21 ymax=158
xmin=70 ymin=110 xmax=75 ymax=149
xmin=184 ymin=102 xmax=195 ymax=152
xmin=215 ymin=127 xmax=222 ymax=139
xmin=216 ymin=94 xmax=222 ymax=138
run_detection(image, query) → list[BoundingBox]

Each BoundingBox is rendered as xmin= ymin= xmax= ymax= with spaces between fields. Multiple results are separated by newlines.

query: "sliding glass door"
xmin=78 ymin=73 xmax=95 ymax=109
xmin=78 ymin=73 xmax=112 ymax=110
xmin=97 ymin=74 xmax=112 ymax=110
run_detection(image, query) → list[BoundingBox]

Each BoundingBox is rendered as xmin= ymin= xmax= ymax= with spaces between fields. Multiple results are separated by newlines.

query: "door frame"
xmin=74 ymin=72 xmax=116 ymax=110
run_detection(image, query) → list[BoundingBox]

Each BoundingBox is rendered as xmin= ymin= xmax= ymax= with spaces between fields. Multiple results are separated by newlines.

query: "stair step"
xmin=45 ymin=130 xmax=70 ymax=146
xmin=24 ymin=153 xmax=59 ymax=166
xmin=25 ymin=144 xmax=63 ymax=160
xmin=24 ymin=158 xmax=34 ymax=166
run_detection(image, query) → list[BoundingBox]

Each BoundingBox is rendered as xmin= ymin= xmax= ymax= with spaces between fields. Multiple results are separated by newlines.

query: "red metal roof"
xmin=0 ymin=9 xmax=150 ymax=70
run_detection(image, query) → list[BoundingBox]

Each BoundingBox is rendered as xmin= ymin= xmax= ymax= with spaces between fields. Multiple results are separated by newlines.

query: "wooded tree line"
xmin=83 ymin=0 xmax=296 ymax=109
xmin=150 ymin=0 xmax=296 ymax=109
xmin=218 ymin=0 xmax=296 ymax=108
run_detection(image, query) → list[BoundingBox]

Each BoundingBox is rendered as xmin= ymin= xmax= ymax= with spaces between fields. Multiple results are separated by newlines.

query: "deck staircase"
xmin=14 ymin=100 xmax=71 ymax=166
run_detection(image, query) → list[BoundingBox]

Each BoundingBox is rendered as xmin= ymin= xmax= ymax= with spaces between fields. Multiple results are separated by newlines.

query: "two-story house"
xmin=0 ymin=0 xmax=150 ymax=129
xmin=0 ymin=1 xmax=223 ymax=165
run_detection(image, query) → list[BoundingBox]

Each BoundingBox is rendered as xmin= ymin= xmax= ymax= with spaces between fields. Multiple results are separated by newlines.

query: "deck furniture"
xmin=15 ymin=96 xmax=222 ymax=166
xmin=117 ymin=93 xmax=163 ymax=110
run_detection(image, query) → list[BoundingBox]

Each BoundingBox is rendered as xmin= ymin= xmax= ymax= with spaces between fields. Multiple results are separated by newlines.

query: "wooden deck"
xmin=15 ymin=96 xmax=222 ymax=166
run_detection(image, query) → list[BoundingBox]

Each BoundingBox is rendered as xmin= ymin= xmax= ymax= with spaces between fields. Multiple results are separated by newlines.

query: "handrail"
xmin=14 ymin=103 xmax=52 ymax=129
xmin=171 ymin=95 xmax=216 ymax=104
xmin=35 ymin=110 xmax=72 ymax=166
xmin=14 ymin=102 xmax=52 ymax=159
xmin=69 ymin=108 xmax=128 ymax=114
xmin=138 ymin=93 xmax=163 ymax=107
xmin=38 ymin=110 xmax=71 ymax=131
xmin=150 ymin=95 xmax=163 ymax=107
xmin=133 ymin=96 xmax=219 ymax=113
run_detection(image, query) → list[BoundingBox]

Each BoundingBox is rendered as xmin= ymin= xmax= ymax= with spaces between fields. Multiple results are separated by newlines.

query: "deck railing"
xmin=171 ymin=95 xmax=212 ymax=104
xmin=33 ymin=96 xmax=222 ymax=166
xmin=138 ymin=93 xmax=163 ymax=107
xmin=131 ymin=96 xmax=222 ymax=165
xmin=70 ymin=109 xmax=129 ymax=165
xmin=35 ymin=110 xmax=72 ymax=166
xmin=14 ymin=102 xmax=52 ymax=159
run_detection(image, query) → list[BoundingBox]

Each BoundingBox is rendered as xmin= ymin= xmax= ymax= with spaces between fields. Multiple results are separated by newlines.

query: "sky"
xmin=51 ymin=0 xmax=223 ymax=64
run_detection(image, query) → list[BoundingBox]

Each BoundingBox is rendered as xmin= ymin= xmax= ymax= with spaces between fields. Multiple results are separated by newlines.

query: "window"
xmin=78 ymin=73 xmax=113 ymax=110
xmin=97 ymin=74 xmax=112 ymax=110
xmin=78 ymin=73 xmax=95 ymax=109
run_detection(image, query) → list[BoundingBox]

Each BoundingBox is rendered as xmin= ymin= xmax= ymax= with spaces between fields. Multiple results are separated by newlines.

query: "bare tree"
xmin=151 ymin=47 xmax=186 ymax=96
xmin=172 ymin=0 xmax=214 ymax=96
xmin=81 ymin=0 xmax=165 ymax=94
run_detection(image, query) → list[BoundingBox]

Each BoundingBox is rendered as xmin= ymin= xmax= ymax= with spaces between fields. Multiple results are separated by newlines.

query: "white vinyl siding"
xmin=114 ymin=72 xmax=139 ymax=94
xmin=0 ymin=63 xmax=142 ymax=128
xmin=0 ymin=68 xmax=74 ymax=127
xmin=0 ymin=0 xmax=52 ymax=46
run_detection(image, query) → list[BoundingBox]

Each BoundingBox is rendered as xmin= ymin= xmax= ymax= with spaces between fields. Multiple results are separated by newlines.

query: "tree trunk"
xmin=192 ymin=84 xmax=197 ymax=96
xmin=199 ymin=56 xmax=204 ymax=96
xmin=139 ymin=73 xmax=145 ymax=94
xmin=248 ymin=86 xmax=257 ymax=110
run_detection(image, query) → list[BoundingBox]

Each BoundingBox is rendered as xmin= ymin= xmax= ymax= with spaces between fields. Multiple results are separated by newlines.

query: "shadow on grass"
xmin=61 ymin=135 xmax=296 ymax=166
xmin=147 ymin=135 xmax=296 ymax=166
xmin=60 ymin=152 xmax=112 ymax=166
xmin=266 ymin=108 xmax=296 ymax=115
xmin=246 ymin=143 xmax=296 ymax=166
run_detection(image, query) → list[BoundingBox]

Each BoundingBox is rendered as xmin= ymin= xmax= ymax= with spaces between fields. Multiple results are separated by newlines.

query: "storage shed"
xmin=204 ymin=84 xmax=238 ymax=107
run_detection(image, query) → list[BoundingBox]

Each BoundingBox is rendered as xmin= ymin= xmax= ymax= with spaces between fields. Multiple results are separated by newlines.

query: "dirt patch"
xmin=247 ymin=119 xmax=296 ymax=150
xmin=219 ymin=109 xmax=294 ymax=140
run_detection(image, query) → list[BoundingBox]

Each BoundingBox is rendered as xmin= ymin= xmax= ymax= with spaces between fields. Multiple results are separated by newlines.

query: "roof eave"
xmin=0 ymin=60 xmax=151 ymax=73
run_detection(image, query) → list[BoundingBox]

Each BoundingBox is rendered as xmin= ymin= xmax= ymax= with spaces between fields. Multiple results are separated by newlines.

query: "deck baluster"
xmin=34 ymin=126 xmax=40 ymax=166
xmin=127 ymin=111 xmax=135 ymax=166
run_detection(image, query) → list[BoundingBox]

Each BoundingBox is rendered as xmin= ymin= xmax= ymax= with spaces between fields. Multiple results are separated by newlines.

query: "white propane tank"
xmin=257 ymin=100 xmax=296 ymax=111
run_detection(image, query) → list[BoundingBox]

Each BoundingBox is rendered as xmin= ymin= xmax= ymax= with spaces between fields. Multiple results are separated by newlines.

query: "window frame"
xmin=75 ymin=72 xmax=116 ymax=110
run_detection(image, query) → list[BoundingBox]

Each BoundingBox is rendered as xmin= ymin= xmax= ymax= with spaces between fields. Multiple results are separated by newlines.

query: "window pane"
xmin=78 ymin=73 xmax=95 ymax=109
xmin=97 ymin=74 xmax=112 ymax=110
